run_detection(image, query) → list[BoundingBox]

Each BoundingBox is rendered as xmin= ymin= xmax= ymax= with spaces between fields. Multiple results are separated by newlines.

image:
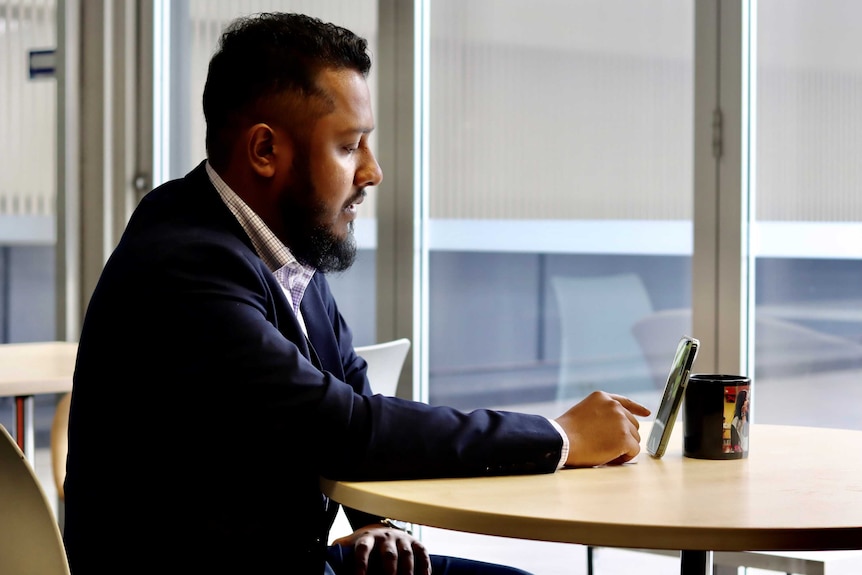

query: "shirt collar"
xmin=206 ymin=162 xmax=316 ymax=313
xmin=205 ymin=161 xmax=315 ymax=279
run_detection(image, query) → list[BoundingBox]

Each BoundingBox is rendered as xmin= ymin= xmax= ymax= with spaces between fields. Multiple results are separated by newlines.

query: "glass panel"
xmin=162 ymin=0 xmax=379 ymax=344
xmin=753 ymin=0 xmax=862 ymax=430
xmin=0 ymin=0 xmax=57 ymax=342
xmin=427 ymin=0 xmax=694 ymax=418
xmin=423 ymin=1 xmax=694 ymax=570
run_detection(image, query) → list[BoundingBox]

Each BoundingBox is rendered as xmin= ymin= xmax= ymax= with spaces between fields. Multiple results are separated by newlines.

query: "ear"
xmin=247 ymin=123 xmax=291 ymax=178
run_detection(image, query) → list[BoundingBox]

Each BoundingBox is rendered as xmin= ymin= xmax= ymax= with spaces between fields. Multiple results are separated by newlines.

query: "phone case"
xmin=646 ymin=336 xmax=699 ymax=458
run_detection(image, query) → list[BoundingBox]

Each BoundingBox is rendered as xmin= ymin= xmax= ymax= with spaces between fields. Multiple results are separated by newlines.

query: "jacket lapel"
xmin=300 ymin=279 xmax=344 ymax=379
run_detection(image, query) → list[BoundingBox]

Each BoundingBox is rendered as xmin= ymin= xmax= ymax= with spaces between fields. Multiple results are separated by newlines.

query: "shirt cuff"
xmin=547 ymin=417 xmax=569 ymax=469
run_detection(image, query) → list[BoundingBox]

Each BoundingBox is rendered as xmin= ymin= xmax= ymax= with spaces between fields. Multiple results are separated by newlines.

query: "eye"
xmin=343 ymin=141 xmax=361 ymax=154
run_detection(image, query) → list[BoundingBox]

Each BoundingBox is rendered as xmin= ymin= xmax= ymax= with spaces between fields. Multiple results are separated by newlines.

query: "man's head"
xmin=203 ymin=12 xmax=382 ymax=272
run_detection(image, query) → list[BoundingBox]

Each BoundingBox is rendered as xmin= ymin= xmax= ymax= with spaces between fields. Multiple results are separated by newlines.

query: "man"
xmin=64 ymin=12 xmax=650 ymax=575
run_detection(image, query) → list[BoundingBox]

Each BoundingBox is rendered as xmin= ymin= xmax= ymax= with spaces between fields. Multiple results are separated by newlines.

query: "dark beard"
xmin=298 ymin=217 xmax=357 ymax=273
xmin=281 ymin=191 xmax=358 ymax=273
xmin=279 ymin=144 xmax=358 ymax=273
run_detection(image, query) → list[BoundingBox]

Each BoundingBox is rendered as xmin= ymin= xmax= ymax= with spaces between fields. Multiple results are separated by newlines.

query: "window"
xmin=159 ymin=0 xmax=380 ymax=345
xmin=752 ymin=0 xmax=862 ymax=430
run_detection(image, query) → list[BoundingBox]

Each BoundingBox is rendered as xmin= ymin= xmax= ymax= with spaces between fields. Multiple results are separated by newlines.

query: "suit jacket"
xmin=63 ymin=161 xmax=563 ymax=574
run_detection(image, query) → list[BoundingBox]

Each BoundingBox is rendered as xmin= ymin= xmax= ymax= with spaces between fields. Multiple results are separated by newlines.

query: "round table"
xmin=322 ymin=423 xmax=862 ymax=575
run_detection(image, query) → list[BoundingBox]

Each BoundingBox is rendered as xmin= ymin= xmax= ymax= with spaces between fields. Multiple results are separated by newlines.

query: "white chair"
xmin=627 ymin=308 xmax=862 ymax=575
xmin=631 ymin=307 xmax=862 ymax=388
xmin=50 ymin=338 xmax=413 ymax=501
xmin=331 ymin=338 xmax=412 ymax=542
xmin=355 ymin=338 xmax=411 ymax=397
xmin=552 ymin=274 xmax=655 ymax=400
xmin=49 ymin=340 xmax=413 ymax=547
xmin=0 ymin=424 xmax=71 ymax=575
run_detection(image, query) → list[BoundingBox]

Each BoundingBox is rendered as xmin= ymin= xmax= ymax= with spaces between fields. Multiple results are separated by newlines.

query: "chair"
xmin=49 ymin=339 xmax=413 ymax=502
xmin=631 ymin=307 xmax=862 ymax=388
xmin=0 ymin=424 xmax=71 ymax=575
xmin=627 ymin=308 xmax=862 ymax=575
xmin=355 ymin=338 xmax=411 ymax=397
xmin=330 ymin=338 xmax=412 ymax=541
xmin=552 ymin=275 xmax=660 ymax=575
xmin=51 ymin=391 xmax=72 ymax=501
xmin=552 ymin=273 xmax=655 ymax=400
xmin=49 ymin=340 xmax=413 ymax=545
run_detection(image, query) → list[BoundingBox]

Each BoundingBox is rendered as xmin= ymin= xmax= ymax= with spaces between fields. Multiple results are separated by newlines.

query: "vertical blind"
xmin=0 ymin=0 xmax=56 ymax=220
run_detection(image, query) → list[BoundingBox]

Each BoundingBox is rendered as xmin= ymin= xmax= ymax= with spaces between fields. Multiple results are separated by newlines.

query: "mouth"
xmin=344 ymin=189 xmax=367 ymax=215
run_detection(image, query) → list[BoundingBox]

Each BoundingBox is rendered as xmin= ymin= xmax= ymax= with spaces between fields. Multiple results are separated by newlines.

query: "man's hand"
xmin=555 ymin=391 xmax=651 ymax=467
xmin=332 ymin=523 xmax=431 ymax=575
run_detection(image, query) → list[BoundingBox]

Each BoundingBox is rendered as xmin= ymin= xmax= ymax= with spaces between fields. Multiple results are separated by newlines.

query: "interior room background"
xmin=1 ymin=1 xmax=860 ymax=573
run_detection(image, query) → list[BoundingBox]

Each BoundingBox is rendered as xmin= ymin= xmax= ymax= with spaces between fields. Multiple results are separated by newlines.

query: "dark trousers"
xmin=326 ymin=544 xmax=534 ymax=575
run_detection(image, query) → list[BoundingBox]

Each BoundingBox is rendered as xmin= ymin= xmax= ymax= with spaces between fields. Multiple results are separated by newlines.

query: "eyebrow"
xmin=336 ymin=126 xmax=374 ymax=140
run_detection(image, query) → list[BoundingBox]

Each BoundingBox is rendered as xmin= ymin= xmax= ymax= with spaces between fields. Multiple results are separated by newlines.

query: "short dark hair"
xmin=734 ymin=389 xmax=748 ymax=419
xmin=203 ymin=12 xmax=372 ymax=167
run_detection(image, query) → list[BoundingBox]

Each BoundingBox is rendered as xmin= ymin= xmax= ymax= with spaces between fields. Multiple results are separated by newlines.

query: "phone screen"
xmin=646 ymin=336 xmax=699 ymax=458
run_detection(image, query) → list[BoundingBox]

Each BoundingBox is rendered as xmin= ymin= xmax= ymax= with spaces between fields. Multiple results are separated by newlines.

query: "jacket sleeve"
xmin=80 ymin=209 xmax=563 ymax=484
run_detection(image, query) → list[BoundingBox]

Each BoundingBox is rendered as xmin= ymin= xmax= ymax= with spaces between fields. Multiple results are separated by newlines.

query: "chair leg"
xmin=586 ymin=546 xmax=594 ymax=575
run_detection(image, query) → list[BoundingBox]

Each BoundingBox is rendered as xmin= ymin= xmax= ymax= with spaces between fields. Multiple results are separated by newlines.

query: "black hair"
xmin=734 ymin=389 xmax=749 ymax=419
xmin=203 ymin=12 xmax=371 ymax=167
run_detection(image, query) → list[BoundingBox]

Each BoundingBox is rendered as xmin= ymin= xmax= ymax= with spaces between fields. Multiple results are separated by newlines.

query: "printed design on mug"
xmin=722 ymin=384 xmax=750 ymax=453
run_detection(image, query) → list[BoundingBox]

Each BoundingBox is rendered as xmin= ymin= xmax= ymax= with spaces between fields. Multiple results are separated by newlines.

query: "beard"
xmin=279 ymin=165 xmax=358 ymax=274
xmin=300 ymin=214 xmax=357 ymax=273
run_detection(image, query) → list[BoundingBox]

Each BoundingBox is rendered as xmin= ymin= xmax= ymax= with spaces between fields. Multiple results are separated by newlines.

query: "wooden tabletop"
xmin=0 ymin=342 xmax=76 ymax=397
xmin=321 ymin=423 xmax=862 ymax=552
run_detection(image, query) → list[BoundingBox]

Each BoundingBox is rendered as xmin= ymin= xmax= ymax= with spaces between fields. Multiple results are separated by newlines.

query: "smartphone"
xmin=646 ymin=335 xmax=700 ymax=458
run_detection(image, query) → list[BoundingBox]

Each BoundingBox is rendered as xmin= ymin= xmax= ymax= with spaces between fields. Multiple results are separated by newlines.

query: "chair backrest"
xmin=552 ymin=274 xmax=654 ymax=400
xmin=0 ymin=424 xmax=71 ymax=575
xmin=630 ymin=308 xmax=695 ymax=389
xmin=355 ymin=338 xmax=412 ymax=397
xmin=631 ymin=307 xmax=862 ymax=386
xmin=337 ymin=338 xmax=413 ymax=542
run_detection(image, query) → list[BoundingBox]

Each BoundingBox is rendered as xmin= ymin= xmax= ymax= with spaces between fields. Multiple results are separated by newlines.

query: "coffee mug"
xmin=683 ymin=374 xmax=751 ymax=459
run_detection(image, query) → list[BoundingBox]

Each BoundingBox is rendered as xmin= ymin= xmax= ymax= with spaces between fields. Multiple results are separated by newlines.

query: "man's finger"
xmin=352 ymin=534 xmax=374 ymax=575
xmin=611 ymin=394 xmax=652 ymax=416
xmin=379 ymin=542 xmax=399 ymax=575
xmin=412 ymin=540 xmax=431 ymax=575
xmin=396 ymin=542 xmax=415 ymax=575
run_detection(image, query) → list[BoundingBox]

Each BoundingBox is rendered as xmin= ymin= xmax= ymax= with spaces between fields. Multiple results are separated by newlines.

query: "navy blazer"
xmin=63 ymin=161 xmax=563 ymax=574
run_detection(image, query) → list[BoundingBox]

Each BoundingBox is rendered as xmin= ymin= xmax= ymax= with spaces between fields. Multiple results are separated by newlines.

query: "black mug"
xmin=683 ymin=374 xmax=751 ymax=459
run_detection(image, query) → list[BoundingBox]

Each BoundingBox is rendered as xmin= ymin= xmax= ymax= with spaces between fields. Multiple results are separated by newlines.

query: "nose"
xmin=357 ymin=148 xmax=383 ymax=188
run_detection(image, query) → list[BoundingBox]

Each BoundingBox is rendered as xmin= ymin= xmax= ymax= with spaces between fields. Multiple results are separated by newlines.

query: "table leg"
xmin=13 ymin=395 xmax=35 ymax=460
xmin=680 ymin=550 xmax=713 ymax=575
